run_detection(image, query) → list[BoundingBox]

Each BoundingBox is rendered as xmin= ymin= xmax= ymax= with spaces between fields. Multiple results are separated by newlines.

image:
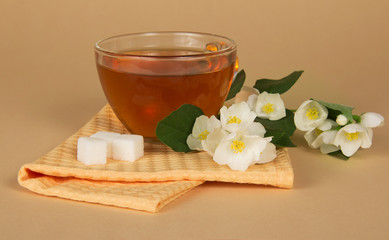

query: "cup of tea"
xmin=95 ymin=32 xmax=237 ymax=138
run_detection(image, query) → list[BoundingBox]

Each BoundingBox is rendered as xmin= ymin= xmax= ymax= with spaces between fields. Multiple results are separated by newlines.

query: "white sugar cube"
xmin=77 ymin=137 xmax=107 ymax=165
xmin=112 ymin=134 xmax=144 ymax=162
xmin=90 ymin=131 xmax=121 ymax=158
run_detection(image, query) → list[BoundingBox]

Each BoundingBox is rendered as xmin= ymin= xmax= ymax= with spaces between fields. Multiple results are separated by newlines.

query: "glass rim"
xmin=94 ymin=31 xmax=237 ymax=59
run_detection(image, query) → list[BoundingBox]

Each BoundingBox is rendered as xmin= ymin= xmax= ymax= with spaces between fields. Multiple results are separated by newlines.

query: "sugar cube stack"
xmin=77 ymin=137 xmax=107 ymax=165
xmin=90 ymin=131 xmax=121 ymax=158
xmin=77 ymin=132 xmax=144 ymax=165
xmin=112 ymin=134 xmax=144 ymax=162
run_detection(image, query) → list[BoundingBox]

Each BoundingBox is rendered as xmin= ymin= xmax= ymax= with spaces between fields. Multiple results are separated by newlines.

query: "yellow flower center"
xmin=306 ymin=107 xmax=319 ymax=120
xmin=227 ymin=116 xmax=242 ymax=124
xmin=198 ymin=130 xmax=210 ymax=140
xmin=345 ymin=132 xmax=359 ymax=141
xmin=231 ymin=140 xmax=245 ymax=154
xmin=262 ymin=103 xmax=274 ymax=114
xmin=315 ymin=128 xmax=323 ymax=135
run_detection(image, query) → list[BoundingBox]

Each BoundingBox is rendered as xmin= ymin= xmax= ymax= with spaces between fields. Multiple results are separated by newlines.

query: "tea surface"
xmin=97 ymin=49 xmax=235 ymax=137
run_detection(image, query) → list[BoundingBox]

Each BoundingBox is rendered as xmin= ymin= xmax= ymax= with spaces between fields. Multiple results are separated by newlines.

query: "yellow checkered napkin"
xmin=18 ymin=105 xmax=294 ymax=213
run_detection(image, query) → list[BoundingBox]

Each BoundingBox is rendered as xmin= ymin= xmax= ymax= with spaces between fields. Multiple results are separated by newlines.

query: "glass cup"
xmin=95 ymin=32 xmax=237 ymax=138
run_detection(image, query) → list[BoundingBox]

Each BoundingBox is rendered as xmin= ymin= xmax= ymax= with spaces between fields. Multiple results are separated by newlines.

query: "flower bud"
xmin=336 ymin=114 xmax=348 ymax=126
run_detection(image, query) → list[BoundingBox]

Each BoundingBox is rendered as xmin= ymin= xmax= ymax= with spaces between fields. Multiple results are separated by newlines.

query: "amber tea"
xmin=97 ymin=50 xmax=235 ymax=137
xmin=95 ymin=32 xmax=237 ymax=138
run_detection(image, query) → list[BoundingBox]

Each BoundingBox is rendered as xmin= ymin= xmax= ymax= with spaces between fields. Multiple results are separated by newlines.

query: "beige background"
xmin=1 ymin=0 xmax=388 ymax=239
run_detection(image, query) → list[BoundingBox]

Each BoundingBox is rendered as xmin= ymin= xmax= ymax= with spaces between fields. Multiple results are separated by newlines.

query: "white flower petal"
xmin=220 ymin=106 xmax=228 ymax=121
xmin=227 ymin=152 xmax=255 ymax=171
xmin=235 ymin=86 xmax=259 ymax=103
xmin=304 ymin=127 xmax=336 ymax=150
xmin=257 ymin=142 xmax=277 ymax=164
xmin=246 ymin=94 xmax=258 ymax=110
xmin=243 ymin=135 xmax=268 ymax=161
xmin=226 ymin=135 xmax=266 ymax=171
xmin=333 ymin=124 xmax=354 ymax=146
xmin=213 ymin=139 xmax=232 ymax=166
xmin=212 ymin=134 xmax=267 ymax=171
xmin=207 ymin=115 xmax=221 ymax=131
xmin=339 ymin=139 xmax=362 ymax=157
xmin=304 ymin=129 xmax=319 ymax=148
xmin=360 ymin=112 xmax=384 ymax=128
xmin=247 ymin=111 xmax=258 ymax=126
xmin=192 ymin=115 xmax=209 ymax=136
xmin=311 ymin=130 xmax=337 ymax=149
xmin=320 ymin=144 xmax=339 ymax=154
xmin=263 ymin=137 xmax=273 ymax=143
xmin=186 ymin=134 xmax=202 ymax=151
xmin=294 ymin=100 xmax=328 ymax=131
xmin=188 ymin=115 xmax=221 ymax=151
xmin=269 ymin=108 xmax=286 ymax=121
xmin=318 ymin=119 xmax=337 ymax=131
xmin=320 ymin=130 xmax=338 ymax=145
xmin=220 ymin=102 xmax=257 ymax=133
xmin=231 ymin=101 xmax=250 ymax=116
xmin=360 ymin=129 xmax=372 ymax=149
xmin=366 ymin=127 xmax=373 ymax=142
xmin=201 ymin=127 xmax=228 ymax=156
xmin=244 ymin=122 xmax=266 ymax=137
xmin=294 ymin=100 xmax=312 ymax=131
xmin=254 ymin=92 xmax=286 ymax=121
xmin=333 ymin=124 xmax=369 ymax=157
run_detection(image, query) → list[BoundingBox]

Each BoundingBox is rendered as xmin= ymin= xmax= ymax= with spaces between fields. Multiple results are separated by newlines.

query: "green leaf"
xmin=265 ymin=130 xmax=296 ymax=147
xmin=253 ymin=71 xmax=303 ymax=94
xmin=353 ymin=115 xmax=361 ymax=123
xmin=226 ymin=70 xmax=246 ymax=100
xmin=313 ymin=99 xmax=354 ymax=123
xmin=327 ymin=150 xmax=350 ymax=160
xmin=255 ymin=109 xmax=297 ymax=147
xmin=156 ymin=104 xmax=204 ymax=152
xmin=255 ymin=109 xmax=296 ymax=136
